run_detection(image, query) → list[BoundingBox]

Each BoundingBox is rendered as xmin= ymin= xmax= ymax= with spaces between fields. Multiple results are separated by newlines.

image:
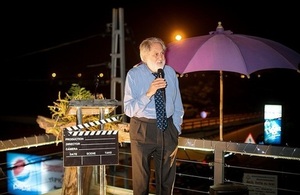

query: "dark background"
xmin=0 ymin=1 xmax=299 ymax=146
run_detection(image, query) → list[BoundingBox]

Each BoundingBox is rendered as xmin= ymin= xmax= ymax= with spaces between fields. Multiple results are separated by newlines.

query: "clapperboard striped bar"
xmin=66 ymin=129 xmax=118 ymax=137
xmin=64 ymin=115 xmax=121 ymax=131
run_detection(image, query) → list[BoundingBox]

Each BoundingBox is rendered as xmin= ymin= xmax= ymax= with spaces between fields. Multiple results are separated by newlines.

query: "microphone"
xmin=157 ymin=68 xmax=166 ymax=101
xmin=157 ymin=68 xmax=165 ymax=92
xmin=157 ymin=68 xmax=164 ymax=79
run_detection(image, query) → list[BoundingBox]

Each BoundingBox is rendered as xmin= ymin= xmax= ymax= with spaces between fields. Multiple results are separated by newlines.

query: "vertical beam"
xmin=214 ymin=141 xmax=225 ymax=185
xmin=76 ymin=108 xmax=83 ymax=195
xmin=99 ymin=107 xmax=106 ymax=195
xmin=219 ymin=70 xmax=223 ymax=141
xmin=110 ymin=8 xmax=125 ymax=114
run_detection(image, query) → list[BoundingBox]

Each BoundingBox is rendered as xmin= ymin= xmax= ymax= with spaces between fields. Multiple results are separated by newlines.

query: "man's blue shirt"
xmin=124 ymin=63 xmax=184 ymax=134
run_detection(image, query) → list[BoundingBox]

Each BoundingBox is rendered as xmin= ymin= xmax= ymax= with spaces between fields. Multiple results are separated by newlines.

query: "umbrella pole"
xmin=219 ymin=70 xmax=223 ymax=141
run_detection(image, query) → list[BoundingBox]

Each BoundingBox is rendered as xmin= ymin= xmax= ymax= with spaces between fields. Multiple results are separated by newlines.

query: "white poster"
xmin=41 ymin=159 xmax=64 ymax=194
xmin=243 ymin=173 xmax=277 ymax=195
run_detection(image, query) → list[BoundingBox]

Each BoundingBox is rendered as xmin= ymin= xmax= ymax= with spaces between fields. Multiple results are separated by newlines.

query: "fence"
xmin=1 ymin=112 xmax=300 ymax=195
xmin=104 ymin=138 xmax=300 ymax=194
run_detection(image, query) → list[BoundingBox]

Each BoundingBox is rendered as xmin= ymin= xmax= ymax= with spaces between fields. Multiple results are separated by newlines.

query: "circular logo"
xmin=13 ymin=159 xmax=30 ymax=182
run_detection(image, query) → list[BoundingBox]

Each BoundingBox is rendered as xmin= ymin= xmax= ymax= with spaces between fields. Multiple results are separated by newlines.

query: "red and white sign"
xmin=245 ymin=133 xmax=256 ymax=144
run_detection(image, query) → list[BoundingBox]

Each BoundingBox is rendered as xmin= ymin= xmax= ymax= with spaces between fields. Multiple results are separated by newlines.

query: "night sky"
xmin=1 ymin=1 xmax=299 ymax=144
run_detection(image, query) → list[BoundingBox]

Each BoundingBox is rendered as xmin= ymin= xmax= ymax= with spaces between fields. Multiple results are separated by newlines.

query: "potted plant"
xmin=37 ymin=84 xmax=129 ymax=194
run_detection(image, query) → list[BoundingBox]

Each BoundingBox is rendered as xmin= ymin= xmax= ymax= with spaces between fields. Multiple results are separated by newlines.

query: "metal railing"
xmin=1 ymin=138 xmax=300 ymax=195
xmin=1 ymin=113 xmax=300 ymax=195
xmin=103 ymin=138 xmax=300 ymax=195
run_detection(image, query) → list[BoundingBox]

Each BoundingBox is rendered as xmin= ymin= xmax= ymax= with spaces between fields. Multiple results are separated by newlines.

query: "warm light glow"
xmin=77 ymin=73 xmax=82 ymax=78
xmin=99 ymin=73 xmax=104 ymax=77
xmin=175 ymin=34 xmax=182 ymax=41
xmin=51 ymin=73 xmax=56 ymax=78
xmin=170 ymin=30 xmax=185 ymax=42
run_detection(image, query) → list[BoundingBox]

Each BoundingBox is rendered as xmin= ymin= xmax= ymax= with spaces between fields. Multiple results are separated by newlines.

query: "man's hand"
xmin=146 ymin=78 xmax=166 ymax=98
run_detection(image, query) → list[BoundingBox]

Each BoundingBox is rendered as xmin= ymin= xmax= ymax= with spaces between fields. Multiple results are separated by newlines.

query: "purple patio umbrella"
xmin=166 ymin=22 xmax=300 ymax=141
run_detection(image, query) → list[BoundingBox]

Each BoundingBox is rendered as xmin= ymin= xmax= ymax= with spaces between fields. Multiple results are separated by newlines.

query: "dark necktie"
xmin=152 ymin=73 xmax=167 ymax=131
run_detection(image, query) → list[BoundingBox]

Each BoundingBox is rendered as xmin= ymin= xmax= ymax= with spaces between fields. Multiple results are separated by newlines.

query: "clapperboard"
xmin=63 ymin=116 xmax=120 ymax=167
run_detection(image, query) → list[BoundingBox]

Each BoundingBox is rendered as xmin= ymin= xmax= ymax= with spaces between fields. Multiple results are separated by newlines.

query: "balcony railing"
xmin=103 ymin=138 xmax=300 ymax=195
xmin=2 ymin=137 xmax=297 ymax=194
xmin=1 ymin=113 xmax=299 ymax=194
